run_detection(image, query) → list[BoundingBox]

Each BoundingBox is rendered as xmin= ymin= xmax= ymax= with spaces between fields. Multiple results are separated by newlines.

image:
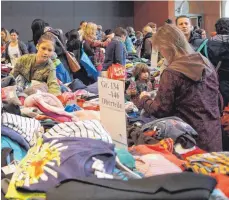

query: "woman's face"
xmin=10 ymin=32 xmax=18 ymax=42
xmin=36 ymin=40 xmax=54 ymax=63
xmin=81 ymin=22 xmax=87 ymax=30
xmin=1 ymin=31 xmax=6 ymax=40
xmin=201 ymin=31 xmax=207 ymax=39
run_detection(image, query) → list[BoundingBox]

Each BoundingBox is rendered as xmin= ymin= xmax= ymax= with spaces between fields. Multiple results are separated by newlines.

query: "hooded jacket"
xmin=140 ymin=53 xmax=222 ymax=152
xmin=141 ymin=32 xmax=153 ymax=59
xmin=189 ymin=31 xmax=204 ymax=51
xmin=207 ymin=35 xmax=229 ymax=107
xmin=207 ymin=35 xmax=229 ymax=76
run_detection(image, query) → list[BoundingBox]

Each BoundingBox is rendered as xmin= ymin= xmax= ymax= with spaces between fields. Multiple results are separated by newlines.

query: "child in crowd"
xmin=126 ymin=63 xmax=153 ymax=108
xmin=11 ymin=33 xmax=61 ymax=96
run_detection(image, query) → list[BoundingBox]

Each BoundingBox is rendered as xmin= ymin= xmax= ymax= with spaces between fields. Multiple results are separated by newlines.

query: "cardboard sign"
xmin=98 ymin=77 xmax=127 ymax=148
xmin=151 ymin=50 xmax=158 ymax=68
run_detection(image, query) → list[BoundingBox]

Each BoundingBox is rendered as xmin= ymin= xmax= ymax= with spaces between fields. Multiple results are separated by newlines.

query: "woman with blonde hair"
xmin=1 ymin=28 xmax=10 ymax=44
xmin=139 ymin=24 xmax=222 ymax=152
xmin=83 ymin=22 xmax=111 ymax=67
xmin=1 ymin=28 xmax=11 ymax=59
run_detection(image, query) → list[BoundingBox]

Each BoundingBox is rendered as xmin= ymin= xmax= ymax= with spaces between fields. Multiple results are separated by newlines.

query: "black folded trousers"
xmin=46 ymin=172 xmax=217 ymax=200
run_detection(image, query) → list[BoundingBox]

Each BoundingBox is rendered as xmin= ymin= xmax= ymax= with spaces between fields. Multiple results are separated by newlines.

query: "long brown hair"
xmin=152 ymin=24 xmax=194 ymax=64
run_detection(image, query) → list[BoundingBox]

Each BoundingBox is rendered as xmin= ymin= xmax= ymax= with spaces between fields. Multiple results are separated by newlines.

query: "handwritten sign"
xmin=98 ymin=77 xmax=127 ymax=148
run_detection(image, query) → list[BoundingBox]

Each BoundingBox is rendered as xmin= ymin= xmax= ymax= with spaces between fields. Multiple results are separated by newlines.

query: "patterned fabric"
xmin=2 ymin=112 xmax=42 ymax=147
xmin=141 ymin=116 xmax=198 ymax=147
xmin=86 ymin=38 xmax=110 ymax=49
xmin=184 ymin=152 xmax=229 ymax=175
xmin=11 ymin=54 xmax=61 ymax=96
xmin=94 ymin=47 xmax=105 ymax=67
xmin=139 ymin=56 xmax=222 ymax=152
xmin=43 ymin=120 xmax=112 ymax=144
xmin=159 ymin=138 xmax=174 ymax=153
xmin=6 ymin=137 xmax=115 ymax=199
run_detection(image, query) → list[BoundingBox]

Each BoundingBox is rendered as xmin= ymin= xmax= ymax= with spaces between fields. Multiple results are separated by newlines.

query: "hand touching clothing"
xmin=140 ymin=91 xmax=151 ymax=99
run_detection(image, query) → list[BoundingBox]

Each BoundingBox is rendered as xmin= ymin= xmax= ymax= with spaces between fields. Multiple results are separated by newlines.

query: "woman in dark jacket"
xmin=66 ymin=29 xmax=81 ymax=62
xmin=141 ymin=26 xmax=153 ymax=59
xmin=31 ymin=19 xmax=49 ymax=46
xmin=207 ymin=18 xmax=229 ymax=151
xmin=139 ymin=24 xmax=222 ymax=152
xmin=66 ymin=29 xmax=94 ymax=85
xmin=5 ymin=29 xmax=28 ymax=66
xmin=207 ymin=17 xmax=229 ymax=108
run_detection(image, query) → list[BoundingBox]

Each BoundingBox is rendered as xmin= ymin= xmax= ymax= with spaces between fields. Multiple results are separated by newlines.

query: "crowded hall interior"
xmin=1 ymin=0 xmax=229 ymax=199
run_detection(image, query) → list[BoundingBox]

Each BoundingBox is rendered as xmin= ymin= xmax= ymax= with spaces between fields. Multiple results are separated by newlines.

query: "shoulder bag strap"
xmin=46 ymin=31 xmax=67 ymax=53
xmin=216 ymin=61 xmax=222 ymax=72
xmin=204 ymin=41 xmax=209 ymax=59
xmin=197 ymin=39 xmax=208 ymax=53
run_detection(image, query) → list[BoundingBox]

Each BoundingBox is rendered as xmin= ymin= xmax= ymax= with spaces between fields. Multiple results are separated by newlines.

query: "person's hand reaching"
xmin=140 ymin=91 xmax=151 ymax=99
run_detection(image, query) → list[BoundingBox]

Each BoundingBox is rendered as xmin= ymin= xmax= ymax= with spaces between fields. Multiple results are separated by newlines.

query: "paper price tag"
xmin=95 ymin=171 xmax=113 ymax=179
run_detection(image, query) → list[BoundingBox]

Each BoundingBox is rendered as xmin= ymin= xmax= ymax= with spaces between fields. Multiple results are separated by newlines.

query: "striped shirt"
xmin=2 ymin=112 xmax=42 ymax=147
xmin=44 ymin=120 xmax=113 ymax=144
